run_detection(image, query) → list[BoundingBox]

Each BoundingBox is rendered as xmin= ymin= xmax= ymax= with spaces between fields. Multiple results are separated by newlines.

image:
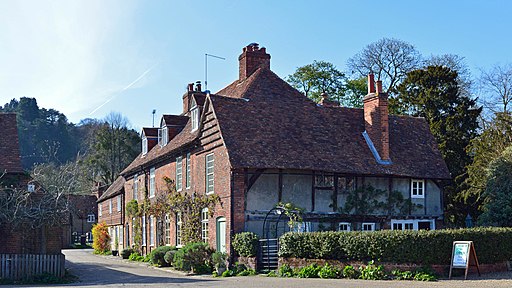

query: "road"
xmin=55 ymin=249 xmax=512 ymax=288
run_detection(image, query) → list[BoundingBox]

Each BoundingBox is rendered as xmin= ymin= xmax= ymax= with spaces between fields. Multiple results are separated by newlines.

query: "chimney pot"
xmin=368 ymin=74 xmax=376 ymax=94
xmin=195 ymin=81 xmax=202 ymax=92
xmin=376 ymin=80 xmax=383 ymax=94
xmin=188 ymin=83 xmax=194 ymax=92
xmin=238 ymin=43 xmax=271 ymax=81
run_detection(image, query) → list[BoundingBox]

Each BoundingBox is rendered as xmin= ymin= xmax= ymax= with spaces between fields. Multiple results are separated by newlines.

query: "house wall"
xmin=0 ymin=224 xmax=63 ymax=254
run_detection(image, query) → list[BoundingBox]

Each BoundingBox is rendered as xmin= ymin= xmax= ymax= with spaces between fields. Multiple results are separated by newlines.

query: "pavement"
xmin=25 ymin=249 xmax=512 ymax=287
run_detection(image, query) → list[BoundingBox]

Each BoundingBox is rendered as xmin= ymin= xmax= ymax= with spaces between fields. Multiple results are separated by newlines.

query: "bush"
xmin=318 ymin=263 xmax=340 ymax=279
xmin=342 ymin=265 xmax=360 ymax=279
xmin=128 ymin=252 xmax=145 ymax=262
xmin=121 ymin=248 xmax=133 ymax=259
xmin=359 ymin=260 xmax=386 ymax=280
xmin=149 ymin=246 xmax=175 ymax=267
xmin=91 ymin=222 xmax=110 ymax=254
xmin=211 ymin=252 xmax=227 ymax=269
xmin=279 ymin=227 xmax=512 ymax=264
xmin=164 ymin=250 xmax=177 ymax=265
xmin=278 ymin=264 xmax=294 ymax=277
xmin=232 ymin=232 xmax=259 ymax=257
xmin=296 ymin=263 xmax=321 ymax=278
xmin=173 ymin=242 xmax=214 ymax=273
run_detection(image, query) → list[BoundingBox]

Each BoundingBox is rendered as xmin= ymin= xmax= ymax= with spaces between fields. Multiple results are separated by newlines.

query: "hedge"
xmin=232 ymin=232 xmax=259 ymax=257
xmin=279 ymin=227 xmax=512 ymax=265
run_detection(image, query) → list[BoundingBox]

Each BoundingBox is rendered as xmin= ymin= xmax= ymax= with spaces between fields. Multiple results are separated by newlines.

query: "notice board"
xmin=449 ymin=241 xmax=480 ymax=280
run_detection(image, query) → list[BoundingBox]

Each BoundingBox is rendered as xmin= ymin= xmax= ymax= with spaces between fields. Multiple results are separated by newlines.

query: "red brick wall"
xmin=97 ymin=194 xmax=123 ymax=226
xmin=0 ymin=224 xmax=62 ymax=254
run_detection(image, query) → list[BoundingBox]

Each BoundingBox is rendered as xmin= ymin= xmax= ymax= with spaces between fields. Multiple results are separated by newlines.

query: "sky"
xmin=0 ymin=0 xmax=511 ymax=130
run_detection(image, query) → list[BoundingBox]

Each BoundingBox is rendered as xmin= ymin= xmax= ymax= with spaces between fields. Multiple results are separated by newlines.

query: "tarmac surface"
xmin=22 ymin=249 xmax=512 ymax=287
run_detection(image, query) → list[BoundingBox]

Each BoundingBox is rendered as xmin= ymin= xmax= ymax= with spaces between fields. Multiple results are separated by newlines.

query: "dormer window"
xmin=158 ymin=126 xmax=168 ymax=146
xmin=191 ymin=98 xmax=199 ymax=132
xmin=142 ymin=137 xmax=148 ymax=155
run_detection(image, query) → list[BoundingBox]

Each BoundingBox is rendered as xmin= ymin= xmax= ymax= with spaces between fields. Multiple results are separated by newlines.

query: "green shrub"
xmin=232 ymin=232 xmax=259 ymax=257
xmin=318 ymin=263 xmax=340 ymax=279
xmin=221 ymin=269 xmax=234 ymax=277
xmin=173 ymin=242 xmax=213 ymax=273
xmin=128 ymin=252 xmax=144 ymax=262
xmin=279 ymin=228 xmax=512 ymax=264
xmin=266 ymin=271 xmax=278 ymax=277
xmin=237 ymin=269 xmax=257 ymax=276
xmin=278 ymin=264 xmax=294 ymax=277
xmin=359 ymin=261 xmax=386 ymax=280
xmin=121 ymin=248 xmax=133 ymax=259
xmin=414 ymin=272 xmax=437 ymax=281
xmin=164 ymin=250 xmax=177 ymax=265
xmin=296 ymin=263 xmax=321 ymax=278
xmin=342 ymin=265 xmax=359 ymax=279
xmin=211 ymin=252 xmax=227 ymax=269
xmin=391 ymin=269 xmax=414 ymax=280
xmin=149 ymin=246 xmax=175 ymax=267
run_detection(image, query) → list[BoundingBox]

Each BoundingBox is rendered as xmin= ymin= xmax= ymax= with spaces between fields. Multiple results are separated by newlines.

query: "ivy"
xmin=276 ymin=202 xmax=304 ymax=229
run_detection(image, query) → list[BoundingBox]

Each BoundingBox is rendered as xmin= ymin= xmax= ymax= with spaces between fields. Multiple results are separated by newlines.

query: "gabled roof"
xmin=162 ymin=115 xmax=189 ymax=127
xmin=142 ymin=127 xmax=158 ymax=138
xmin=0 ymin=113 xmax=24 ymax=174
xmin=212 ymin=67 xmax=450 ymax=179
xmin=97 ymin=176 xmax=125 ymax=202
xmin=121 ymin=119 xmax=199 ymax=176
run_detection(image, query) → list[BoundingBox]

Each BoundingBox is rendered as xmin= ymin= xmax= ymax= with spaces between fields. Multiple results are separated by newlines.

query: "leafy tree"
xmin=478 ymin=146 xmax=512 ymax=226
xmin=394 ymin=65 xmax=481 ymax=224
xmin=92 ymin=221 xmax=111 ymax=254
xmin=424 ymin=54 xmax=472 ymax=97
xmin=344 ymin=76 xmax=367 ymax=108
xmin=347 ymin=38 xmax=421 ymax=93
xmin=287 ymin=60 xmax=345 ymax=104
xmin=465 ymin=112 xmax=512 ymax=214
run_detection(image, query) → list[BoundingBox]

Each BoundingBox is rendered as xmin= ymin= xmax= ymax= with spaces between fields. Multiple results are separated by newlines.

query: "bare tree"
xmin=347 ymin=38 xmax=421 ymax=93
xmin=478 ymin=63 xmax=512 ymax=114
xmin=425 ymin=54 xmax=472 ymax=95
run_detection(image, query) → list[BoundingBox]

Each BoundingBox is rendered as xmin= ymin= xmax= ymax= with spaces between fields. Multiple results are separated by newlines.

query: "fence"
xmin=0 ymin=253 xmax=65 ymax=280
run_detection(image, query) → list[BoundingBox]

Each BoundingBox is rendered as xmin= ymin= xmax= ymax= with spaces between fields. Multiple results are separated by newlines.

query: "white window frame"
xmin=191 ymin=98 xmax=199 ymax=132
xmin=176 ymin=156 xmax=183 ymax=191
xmin=411 ymin=179 xmax=425 ymax=199
xmin=142 ymin=137 xmax=148 ymax=155
xmin=338 ymin=222 xmax=351 ymax=232
xmin=159 ymin=126 xmax=168 ymax=146
xmin=362 ymin=222 xmax=375 ymax=232
xmin=99 ymin=204 xmax=102 ymax=217
xmin=165 ymin=214 xmax=171 ymax=245
xmin=109 ymin=199 xmax=112 ymax=214
xmin=391 ymin=219 xmax=436 ymax=231
xmin=149 ymin=215 xmax=155 ymax=246
xmin=87 ymin=214 xmax=96 ymax=223
xmin=186 ymin=153 xmax=191 ymax=189
xmin=142 ymin=214 xmax=147 ymax=246
xmin=201 ymin=208 xmax=209 ymax=243
xmin=292 ymin=222 xmax=311 ymax=233
xmin=176 ymin=212 xmax=183 ymax=247
xmin=149 ymin=167 xmax=156 ymax=198
xmin=205 ymin=153 xmax=214 ymax=194
xmin=133 ymin=174 xmax=138 ymax=200
xmin=117 ymin=195 xmax=122 ymax=212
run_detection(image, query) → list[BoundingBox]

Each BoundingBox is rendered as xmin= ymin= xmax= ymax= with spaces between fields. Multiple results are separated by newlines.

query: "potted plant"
xmin=212 ymin=251 xmax=227 ymax=274
xmin=112 ymin=237 xmax=119 ymax=256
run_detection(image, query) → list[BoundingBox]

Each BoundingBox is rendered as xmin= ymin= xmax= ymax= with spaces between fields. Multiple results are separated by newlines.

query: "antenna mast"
xmin=152 ymin=109 xmax=156 ymax=127
xmin=205 ymin=53 xmax=225 ymax=91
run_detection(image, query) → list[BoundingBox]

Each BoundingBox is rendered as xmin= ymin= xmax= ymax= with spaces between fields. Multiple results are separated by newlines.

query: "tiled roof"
xmin=121 ymin=119 xmax=199 ymax=176
xmin=0 ymin=113 xmax=24 ymax=174
xmin=162 ymin=115 xmax=189 ymax=126
xmin=212 ymin=67 xmax=451 ymax=179
xmin=97 ymin=176 xmax=125 ymax=202
xmin=142 ymin=127 xmax=158 ymax=137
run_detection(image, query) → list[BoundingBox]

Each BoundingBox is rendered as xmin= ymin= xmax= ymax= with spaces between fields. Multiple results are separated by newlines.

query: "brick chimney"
xmin=363 ymin=74 xmax=390 ymax=162
xmin=239 ymin=43 xmax=271 ymax=80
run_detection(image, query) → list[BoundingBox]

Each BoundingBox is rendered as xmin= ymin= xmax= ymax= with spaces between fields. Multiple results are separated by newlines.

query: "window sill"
xmin=411 ymin=195 xmax=425 ymax=199
xmin=206 ymin=192 xmax=214 ymax=195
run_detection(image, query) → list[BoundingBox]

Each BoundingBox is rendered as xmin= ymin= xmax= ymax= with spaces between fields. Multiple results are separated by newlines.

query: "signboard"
xmin=449 ymin=241 xmax=481 ymax=280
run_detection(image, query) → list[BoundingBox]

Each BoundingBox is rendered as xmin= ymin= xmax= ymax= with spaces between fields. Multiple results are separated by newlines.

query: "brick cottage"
xmin=98 ymin=43 xmax=450 ymax=256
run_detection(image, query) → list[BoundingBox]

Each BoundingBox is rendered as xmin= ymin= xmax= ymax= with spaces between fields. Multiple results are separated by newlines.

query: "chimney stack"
xmin=363 ymin=74 xmax=390 ymax=162
xmin=195 ymin=81 xmax=202 ymax=92
xmin=239 ymin=43 xmax=271 ymax=80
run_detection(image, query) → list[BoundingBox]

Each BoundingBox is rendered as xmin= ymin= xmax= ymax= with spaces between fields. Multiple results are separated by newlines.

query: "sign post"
xmin=449 ymin=241 xmax=480 ymax=280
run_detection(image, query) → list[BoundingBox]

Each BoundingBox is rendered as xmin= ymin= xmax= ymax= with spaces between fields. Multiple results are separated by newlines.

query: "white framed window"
xmin=142 ymin=137 xmax=148 ymax=155
xmin=87 ymin=232 xmax=93 ymax=242
xmin=165 ymin=214 xmax=171 ymax=245
xmin=411 ymin=179 xmax=425 ymax=198
xmin=176 ymin=212 xmax=182 ymax=247
xmin=159 ymin=127 xmax=168 ymax=146
xmin=99 ymin=204 xmax=102 ymax=217
xmin=338 ymin=222 xmax=351 ymax=232
xmin=391 ymin=219 xmax=435 ymax=231
xmin=149 ymin=167 xmax=156 ymax=198
xmin=362 ymin=223 xmax=375 ymax=232
xmin=206 ymin=153 xmax=214 ymax=194
xmin=142 ymin=214 xmax=147 ymax=246
xmin=132 ymin=217 xmax=136 ymax=244
xmin=109 ymin=199 xmax=112 ymax=214
xmin=191 ymin=98 xmax=199 ymax=132
xmin=149 ymin=215 xmax=155 ymax=246
xmin=117 ymin=195 xmax=122 ymax=212
xmin=176 ymin=156 xmax=183 ymax=191
xmin=201 ymin=208 xmax=209 ymax=243
xmin=186 ymin=153 xmax=191 ymax=189
xmin=292 ymin=222 xmax=311 ymax=233
xmin=87 ymin=214 xmax=96 ymax=223
xmin=133 ymin=174 xmax=138 ymax=200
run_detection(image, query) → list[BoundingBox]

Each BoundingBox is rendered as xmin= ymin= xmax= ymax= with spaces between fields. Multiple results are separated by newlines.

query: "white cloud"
xmin=0 ymin=0 xmax=145 ymax=122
